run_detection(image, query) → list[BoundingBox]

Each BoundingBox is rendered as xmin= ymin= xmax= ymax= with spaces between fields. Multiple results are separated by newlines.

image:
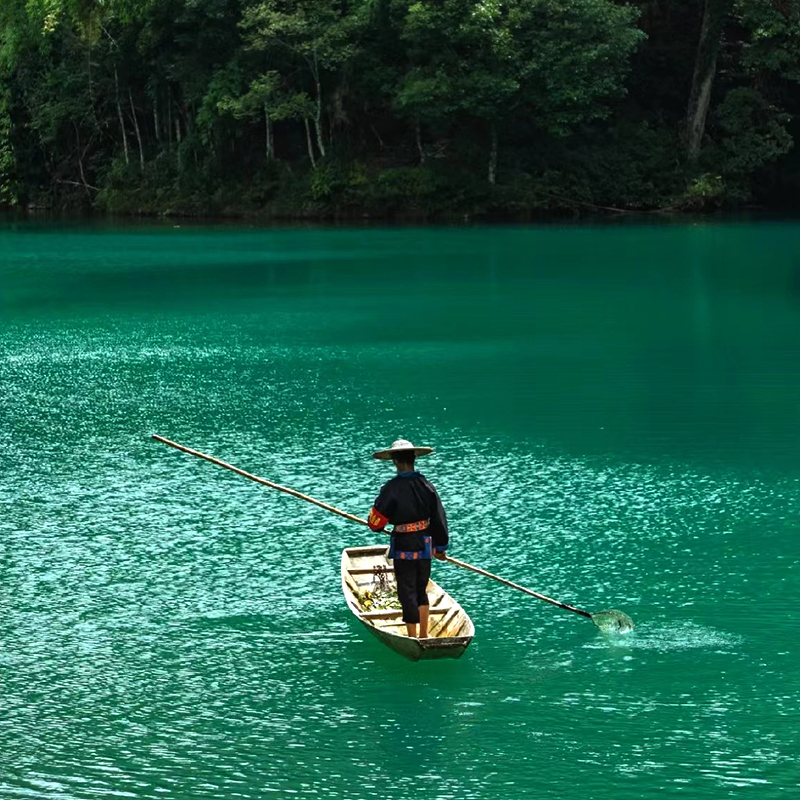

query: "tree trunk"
xmin=371 ymin=124 xmax=385 ymax=149
xmin=265 ymin=103 xmax=274 ymax=160
xmin=488 ymin=121 xmax=498 ymax=185
xmin=686 ymin=0 xmax=733 ymax=163
xmin=129 ymin=90 xmax=145 ymax=170
xmin=85 ymin=48 xmax=98 ymax=131
xmin=314 ymin=97 xmax=325 ymax=157
xmin=73 ymin=122 xmax=93 ymax=202
xmin=304 ymin=117 xmax=317 ymax=168
xmin=311 ymin=51 xmax=326 ymax=158
xmin=115 ymin=69 xmax=129 ymax=166
xmin=154 ymin=96 xmax=161 ymax=144
xmin=181 ymin=103 xmax=193 ymax=136
xmin=415 ymin=120 xmax=425 ymax=164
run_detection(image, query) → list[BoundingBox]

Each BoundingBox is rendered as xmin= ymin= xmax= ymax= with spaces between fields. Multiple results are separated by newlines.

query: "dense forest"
xmin=1 ymin=0 xmax=799 ymax=217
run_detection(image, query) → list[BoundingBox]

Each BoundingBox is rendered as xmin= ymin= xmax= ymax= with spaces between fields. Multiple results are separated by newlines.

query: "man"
xmin=367 ymin=439 xmax=449 ymax=639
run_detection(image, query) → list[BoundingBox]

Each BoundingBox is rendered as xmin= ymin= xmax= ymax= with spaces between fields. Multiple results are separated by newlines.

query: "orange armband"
xmin=368 ymin=507 xmax=389 ymax=531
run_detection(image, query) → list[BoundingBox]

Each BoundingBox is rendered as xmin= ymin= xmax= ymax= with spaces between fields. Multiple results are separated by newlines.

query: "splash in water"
xmin=591 ymin=609 xmax=635 ymax=634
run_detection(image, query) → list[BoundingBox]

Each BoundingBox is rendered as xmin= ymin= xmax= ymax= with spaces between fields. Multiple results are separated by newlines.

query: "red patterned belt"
xmin=393 ymin=519 xmax=430 ymax=533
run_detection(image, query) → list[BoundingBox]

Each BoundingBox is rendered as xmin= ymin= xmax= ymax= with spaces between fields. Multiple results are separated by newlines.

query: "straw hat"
xmin=372 ymin=439 xmax=434 ymax=460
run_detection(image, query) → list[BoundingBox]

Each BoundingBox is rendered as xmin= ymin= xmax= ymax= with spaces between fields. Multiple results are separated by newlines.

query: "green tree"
xmin=0 ymin=87 xmax=15 ymax=205
xmin=685 ymin=1 xmax=799 ymax=193
xmin=241 ymin=0 xmax=367 ymax=162
xmin=396 ymin=0 xmax=644 ymax=183
xmin=736 ymin=0 xmax=800 ymax=82
xmin=200 ymin=62 xmax=318 ymax=163
xmin=0 ymin=0 xmax=38 ymax=205
xmin=685 ymin=0 xmax=734 ymax=163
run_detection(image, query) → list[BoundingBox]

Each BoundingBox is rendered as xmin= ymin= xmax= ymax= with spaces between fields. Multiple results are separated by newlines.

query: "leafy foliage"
xmin=2 ymin=0 xmax=800 ymax=215
xmin=0 ymin=86 xmax=15 ymax=205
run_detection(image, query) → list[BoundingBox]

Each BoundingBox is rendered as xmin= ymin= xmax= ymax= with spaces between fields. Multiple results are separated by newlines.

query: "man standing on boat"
xmin=368 ymin=439 xmax=449 ymax=639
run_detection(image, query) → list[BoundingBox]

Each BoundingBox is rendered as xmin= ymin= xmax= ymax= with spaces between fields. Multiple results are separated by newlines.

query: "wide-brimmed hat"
xmin=372 ymin=439 xmax=434 ymax=460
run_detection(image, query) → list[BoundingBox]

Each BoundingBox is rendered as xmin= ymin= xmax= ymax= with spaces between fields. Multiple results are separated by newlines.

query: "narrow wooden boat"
xmin=341 ymin=545 xmax=475 ymax=661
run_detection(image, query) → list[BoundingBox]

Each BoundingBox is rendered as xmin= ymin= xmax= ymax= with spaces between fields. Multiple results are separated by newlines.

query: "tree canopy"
xmin=2 ymin=0 xmax=800 ymax=216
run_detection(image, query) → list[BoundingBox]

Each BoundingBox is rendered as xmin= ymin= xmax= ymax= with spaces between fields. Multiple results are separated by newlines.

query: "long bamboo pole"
xmin=151 ymin=434 xmax=633 ymax=630
xmin=151 ymin=434 xmax=365 ymax=526
xmin=443 ymin=556 xmax=591 ymax=618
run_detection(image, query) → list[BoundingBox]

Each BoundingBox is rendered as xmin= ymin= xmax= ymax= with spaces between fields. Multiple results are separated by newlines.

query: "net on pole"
xmin=591 ymin=609 xmax=635 ymax=633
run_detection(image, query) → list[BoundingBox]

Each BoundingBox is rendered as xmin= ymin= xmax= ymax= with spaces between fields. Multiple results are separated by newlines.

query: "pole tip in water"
xmin=592 ymin=609 xmax=635 ymax=634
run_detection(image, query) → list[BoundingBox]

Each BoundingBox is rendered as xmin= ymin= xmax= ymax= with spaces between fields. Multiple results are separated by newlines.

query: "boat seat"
xmin=362 ymin=609 xmax=403 ymax=619
xmin=361 ymin=606 xmax=452 ymax=619
xmin=347 ymin=567 xmax=395 ymax=575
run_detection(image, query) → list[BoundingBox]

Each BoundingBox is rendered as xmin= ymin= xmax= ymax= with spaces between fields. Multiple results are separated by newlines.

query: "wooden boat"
xmin=341 ymin=545 xmax=474 ymax=661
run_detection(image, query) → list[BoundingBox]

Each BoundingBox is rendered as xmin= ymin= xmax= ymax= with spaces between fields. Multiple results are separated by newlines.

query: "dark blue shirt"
xmin=368 ymin=472 xmax=449 ymax=554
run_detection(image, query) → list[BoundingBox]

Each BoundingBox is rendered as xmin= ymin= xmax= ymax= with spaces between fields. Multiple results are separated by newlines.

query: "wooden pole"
xmin=443 ymin=556 xmax=592 ymax=618
xmin=151 ymin=434 xmax=366 ymax=526
xmin=151 ymin=434 xmax=629 ymax=628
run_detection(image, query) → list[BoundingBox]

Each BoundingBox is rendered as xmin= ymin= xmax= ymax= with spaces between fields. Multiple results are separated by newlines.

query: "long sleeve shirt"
xmin=368 ymin=471 xmax=449 ymax=557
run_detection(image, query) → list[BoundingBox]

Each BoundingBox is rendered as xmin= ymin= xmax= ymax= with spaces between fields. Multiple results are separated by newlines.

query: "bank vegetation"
xmin=1 ymin=0 xmax=799 ymax=218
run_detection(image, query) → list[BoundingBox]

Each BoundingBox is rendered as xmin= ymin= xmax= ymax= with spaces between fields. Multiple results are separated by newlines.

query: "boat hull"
xmin=341 ymin=545 xmax=474 ymax=661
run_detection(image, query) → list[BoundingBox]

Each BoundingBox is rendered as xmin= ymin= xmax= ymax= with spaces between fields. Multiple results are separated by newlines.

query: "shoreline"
xmin=2 ymin=205 xmax=795 ymax=229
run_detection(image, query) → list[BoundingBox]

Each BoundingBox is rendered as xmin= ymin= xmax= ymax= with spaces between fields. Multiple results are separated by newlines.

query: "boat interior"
xmin=342 ymin=545 xmax=473 ymax=639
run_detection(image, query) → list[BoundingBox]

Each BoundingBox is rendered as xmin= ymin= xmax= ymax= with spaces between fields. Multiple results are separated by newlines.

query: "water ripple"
xmin=2 ymin=224 xmax=798 ymax=800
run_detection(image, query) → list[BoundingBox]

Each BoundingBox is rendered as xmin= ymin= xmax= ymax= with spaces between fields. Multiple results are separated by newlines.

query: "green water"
xmin=1 ymin=220 xmax=798 ymax=799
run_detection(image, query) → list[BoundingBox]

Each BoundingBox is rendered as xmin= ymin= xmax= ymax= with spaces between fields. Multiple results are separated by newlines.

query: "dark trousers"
xmin=393 ymin=559 xmax=431 ymax=624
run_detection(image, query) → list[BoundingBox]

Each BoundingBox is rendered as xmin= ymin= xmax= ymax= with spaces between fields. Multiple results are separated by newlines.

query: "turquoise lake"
xmin=1 ymin=219 xmax=798 ymax=799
